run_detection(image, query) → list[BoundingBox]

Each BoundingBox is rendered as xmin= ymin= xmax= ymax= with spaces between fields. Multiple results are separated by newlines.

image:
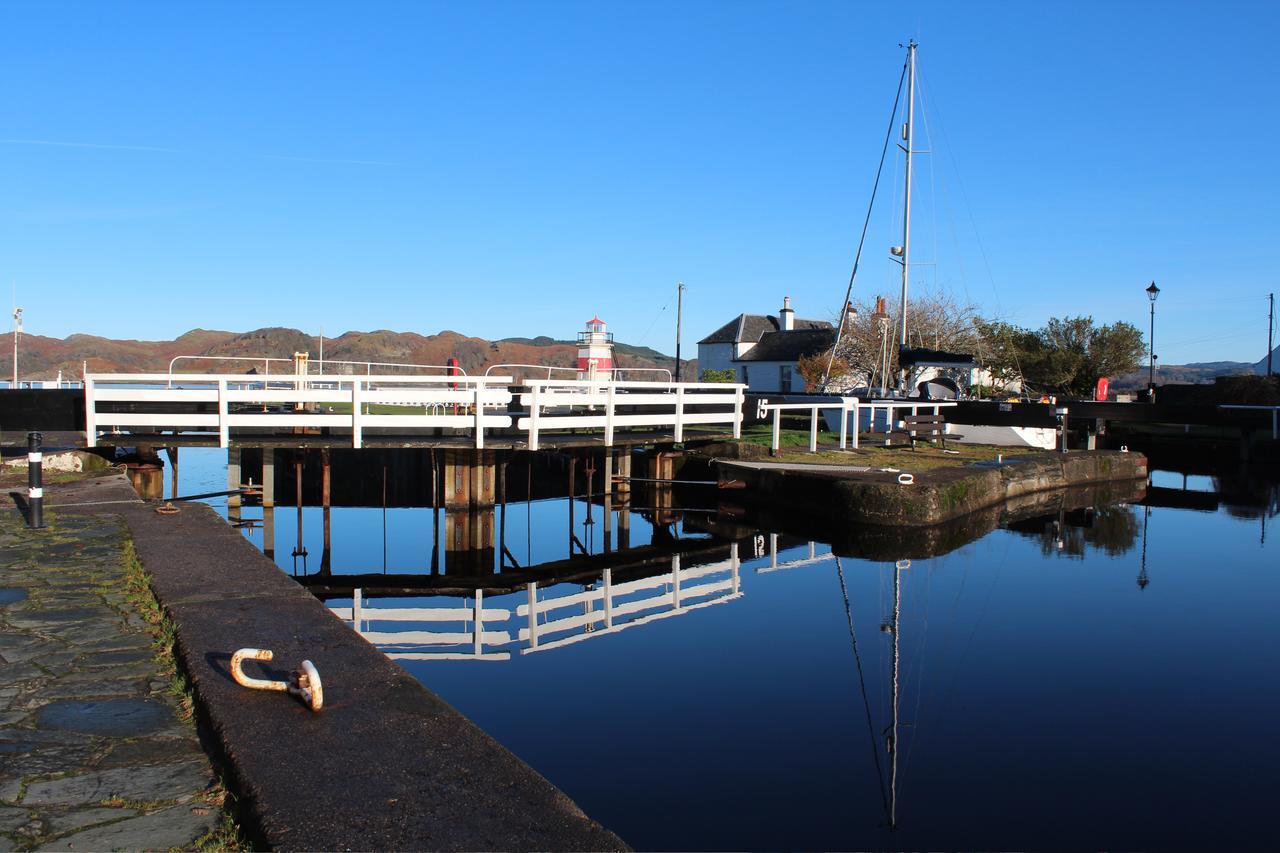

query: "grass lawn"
xmin=736 ymin=424 xmax=1036 ymax=470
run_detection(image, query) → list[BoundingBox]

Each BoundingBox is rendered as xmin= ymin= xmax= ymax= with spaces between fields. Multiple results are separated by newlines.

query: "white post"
xmin=838 ymin=402 xmax=848 ymax=450
xmin=217 ymin=379 xmax=229 ymax=448
xmin=473 ymin=589 xmax=484 ymax=656
xmin=809 ymin=406 xmax=819 ymax=452
xmin=528 ymin=383 xmax=541 ymax=451
xmin=851 ymin=398 xmax=860 ymax=449
xmin=473 ymin=384 xmax=485 ymax=449
xmin=769 ymin=532 xmax=778 ymax=569
xmin=771 ymin=407 xmax=781 ymax=452
xmin=83 ymin=377 xmax=97 ymax=448
xmin=526 ymin=582 xmax=539 ymax=648
xmin=674 ymin=385 xmax=685 ymax=442
xmin=351 ymin=379 xmax=363 ymax=449
xmin=603 ymin=568 xmax=613 ymax=628
xmin=353 ymin=587 xmax=363 ymax=631
xmin=733 ymin=385 xmax=744 ymax=438
xmin=730 ymin=542 xmax=740 ymax=594
xmin=604 ymin=383 xmax=616 ymax=446
xmin=671 ymin=553 xmax=682 ymax=609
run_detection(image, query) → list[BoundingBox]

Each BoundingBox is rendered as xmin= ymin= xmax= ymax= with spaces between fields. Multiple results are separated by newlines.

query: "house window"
xmin=780 ymin=365 xmax=792 ymax=391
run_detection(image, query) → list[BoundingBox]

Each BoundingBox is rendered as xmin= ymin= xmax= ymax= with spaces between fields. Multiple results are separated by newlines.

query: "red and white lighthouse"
xmin=576 ymin=316 xmax=615 ymax=380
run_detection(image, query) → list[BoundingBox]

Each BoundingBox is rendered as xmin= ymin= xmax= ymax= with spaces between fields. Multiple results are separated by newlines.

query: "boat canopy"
xmin=897 ymin=346 xmax=978 ymax=369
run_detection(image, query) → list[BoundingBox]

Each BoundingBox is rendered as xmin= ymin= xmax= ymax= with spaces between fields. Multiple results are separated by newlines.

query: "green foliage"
xmin=1018 ymin=316 xmax=1145 ymax=397
xmin=699 ymin=368 xmax=737 ymax=383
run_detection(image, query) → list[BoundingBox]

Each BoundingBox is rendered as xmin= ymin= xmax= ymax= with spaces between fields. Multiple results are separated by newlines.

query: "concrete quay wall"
xmin=718 ymin=450 xmax=1149 ymax=527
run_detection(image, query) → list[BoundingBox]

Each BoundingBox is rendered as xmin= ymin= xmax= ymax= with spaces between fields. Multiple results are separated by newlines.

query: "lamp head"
xmin=1146 ymin=281 xmax=1160 ymax=303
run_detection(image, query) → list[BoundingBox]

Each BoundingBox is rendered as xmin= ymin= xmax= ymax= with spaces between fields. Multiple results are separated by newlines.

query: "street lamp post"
xmin=1145 ymin=281 xmax=1160 ymax=394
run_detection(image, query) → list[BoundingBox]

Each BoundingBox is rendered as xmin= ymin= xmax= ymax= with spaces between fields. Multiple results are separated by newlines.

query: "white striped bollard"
xmin=27 ymin=431 xmax=45 ymax=529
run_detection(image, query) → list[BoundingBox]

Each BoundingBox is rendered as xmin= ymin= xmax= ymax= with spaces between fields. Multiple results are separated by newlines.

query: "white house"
xmin=697 ymin=297 xmax=835 ymax=393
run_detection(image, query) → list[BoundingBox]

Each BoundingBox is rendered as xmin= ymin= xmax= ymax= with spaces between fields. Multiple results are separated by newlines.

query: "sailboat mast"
xmin=888 ymin=559 xmax=902 ymax=830
xmin=898 ymin=41 xmax=917 ymax=350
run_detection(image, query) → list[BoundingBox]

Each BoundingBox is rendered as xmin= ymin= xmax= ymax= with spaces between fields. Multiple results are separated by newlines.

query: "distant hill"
xmin=1112 ymin=352 xmax=1272 ymax=389
xmin=2 ymin=327 xmax=694 ymax=381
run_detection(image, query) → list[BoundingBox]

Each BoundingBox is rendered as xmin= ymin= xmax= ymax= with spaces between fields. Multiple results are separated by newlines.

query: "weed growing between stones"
xmin=118 ymin=543 xmax=248 ymax=851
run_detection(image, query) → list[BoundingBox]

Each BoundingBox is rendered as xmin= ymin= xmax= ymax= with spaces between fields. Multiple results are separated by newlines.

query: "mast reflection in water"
xmin=178 ymin=445 xmax=1280 ymax=851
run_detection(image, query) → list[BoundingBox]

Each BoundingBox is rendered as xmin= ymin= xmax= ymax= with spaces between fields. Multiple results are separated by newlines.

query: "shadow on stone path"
xmin=0 ymin=507 xmax=223 ymax=851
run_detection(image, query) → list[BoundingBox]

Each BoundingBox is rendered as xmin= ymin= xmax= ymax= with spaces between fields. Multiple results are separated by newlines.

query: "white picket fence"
xmin=85 ymin=373 xmax=745 ymax=449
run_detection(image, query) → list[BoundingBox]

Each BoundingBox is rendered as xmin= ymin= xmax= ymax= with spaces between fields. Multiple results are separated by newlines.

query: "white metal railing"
xmin=332 ymin=589 xmax=512 ymax=661
xmin=484 ymin=364 xmax=674 ymax=384
xmin=4 ymin=379 xmax=84 ymax=390
xmin=86 ymin=372 xmax=513 ymax=450
xmin=86 ymin=372 xmax=745 ymax=449
xmin=1220 ymin=404 xmax=1280 ymax=440
xmin=759 ymin=399 xmax=860 ymax=453
xmin=518 ymin=378 xmax=745 ymax=450
xmin=168 ymin=356 xmax=290 ymax=384
xmin=758 ymin=398 xmax=957 ymax=453
xmin=168 ymin=355 xmax=465 ymax=387
xmin=485 ymin=364 xmax=582 ymax=380
xmin=611 ymin=368 xmax=673 ymax=382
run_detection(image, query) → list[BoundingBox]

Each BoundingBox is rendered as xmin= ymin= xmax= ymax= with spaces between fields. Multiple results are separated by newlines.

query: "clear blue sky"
xmin=1 ymin=2 xmax=1276 ymax=363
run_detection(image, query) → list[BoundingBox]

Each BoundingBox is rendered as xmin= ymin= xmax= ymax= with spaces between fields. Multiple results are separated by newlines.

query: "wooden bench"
xmin=895 ymin=413 xmax=961 ymax=449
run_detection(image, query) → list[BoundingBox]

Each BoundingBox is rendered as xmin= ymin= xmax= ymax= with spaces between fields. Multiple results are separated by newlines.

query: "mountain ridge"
xmin=3 ymin=327 xmax=692 ymax=380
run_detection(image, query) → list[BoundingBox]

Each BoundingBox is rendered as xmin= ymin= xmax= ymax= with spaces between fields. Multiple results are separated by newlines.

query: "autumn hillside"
xmin=2 ymin=327 xmax=693 ymax=381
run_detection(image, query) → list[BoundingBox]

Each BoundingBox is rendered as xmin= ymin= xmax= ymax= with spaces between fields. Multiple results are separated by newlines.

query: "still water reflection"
xmin=175 ymin=447 xmax=1279 ymax=850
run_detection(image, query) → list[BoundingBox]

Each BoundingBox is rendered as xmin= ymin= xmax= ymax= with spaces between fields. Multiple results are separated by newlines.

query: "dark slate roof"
xmin=737 ymin=327 xmax=837 ymax=362
xmin=698 ymin=313 xmax=832 ymax=345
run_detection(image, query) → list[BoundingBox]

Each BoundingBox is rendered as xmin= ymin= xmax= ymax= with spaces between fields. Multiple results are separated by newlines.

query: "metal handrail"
xmin=323 ymin=360 xmax=467 ymax=377
xmin=485 ymin=363 xmax=581 ymax=379
xmin=611 ymin=368 xmax=673 ymax=382
xmin=168 ymin=355 xmax=290 ymax=387
xmin=167 ymin=355 xmax=466 ymax=388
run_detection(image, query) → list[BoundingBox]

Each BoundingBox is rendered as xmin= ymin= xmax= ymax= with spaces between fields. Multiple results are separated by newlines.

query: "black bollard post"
xmin=27 ymin=431 xmax=45 ymax=529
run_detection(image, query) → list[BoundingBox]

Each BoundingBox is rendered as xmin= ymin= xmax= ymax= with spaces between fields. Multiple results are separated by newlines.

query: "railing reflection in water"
xmin=329 ymin=544 xmax=751 ymax=660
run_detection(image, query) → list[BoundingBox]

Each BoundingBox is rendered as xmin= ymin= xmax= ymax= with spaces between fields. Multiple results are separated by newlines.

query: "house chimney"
xmin=780 ymin=296 xmax=795 ymax=331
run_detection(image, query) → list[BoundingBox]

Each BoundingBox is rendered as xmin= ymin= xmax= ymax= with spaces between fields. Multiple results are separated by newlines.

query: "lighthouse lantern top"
xmin=586 ymin=316 xmax=606 ymax=334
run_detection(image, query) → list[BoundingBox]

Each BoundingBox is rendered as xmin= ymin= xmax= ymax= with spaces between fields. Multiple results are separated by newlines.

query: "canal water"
xmin=173 ymin=447 xmax=1279 ymax=850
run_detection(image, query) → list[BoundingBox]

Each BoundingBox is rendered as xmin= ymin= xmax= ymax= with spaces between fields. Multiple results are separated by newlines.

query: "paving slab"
xmin=34 ymin=804 xmax=216 ymax=852
xmin=0 ymin=502 xmax=224 ymax=851
xmin=34 ymin=699 xmax=172 ymax=737
xmin=20 ymin=761 xmax=210 ymax=806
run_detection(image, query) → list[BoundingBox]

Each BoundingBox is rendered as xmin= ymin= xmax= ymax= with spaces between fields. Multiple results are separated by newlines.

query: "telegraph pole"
xmin=674 ymin=281 xmax=686 ymax=382
xmin=1268 ymin=292 xmax=1274 ymax=378
xmin=11 ymin=305 xmax=21 ymax=388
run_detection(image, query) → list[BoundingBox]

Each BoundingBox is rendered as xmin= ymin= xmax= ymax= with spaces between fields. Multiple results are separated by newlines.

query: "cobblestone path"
xmin=0 ymin=508 xmax=226 ymax=851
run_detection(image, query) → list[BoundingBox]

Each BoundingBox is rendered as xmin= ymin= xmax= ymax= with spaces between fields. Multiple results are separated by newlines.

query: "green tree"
xmin=1020 ymin=316 xmax=1144 ymax=397
xmin=699 ymin=368 xmax=737 ymax=383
